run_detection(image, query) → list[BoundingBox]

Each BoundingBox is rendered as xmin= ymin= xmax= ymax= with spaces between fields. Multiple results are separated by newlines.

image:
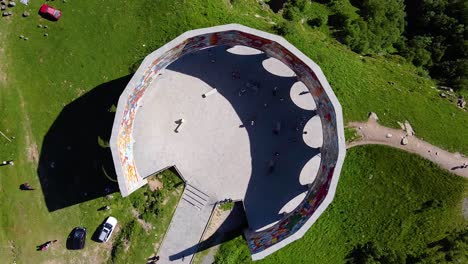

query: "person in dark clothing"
xmin=20 ymin=183 xmax=35 ymax=190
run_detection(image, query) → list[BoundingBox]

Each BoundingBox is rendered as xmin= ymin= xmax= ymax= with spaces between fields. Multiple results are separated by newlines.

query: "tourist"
xmin=20 ymin=183 xmax=35 ymax=191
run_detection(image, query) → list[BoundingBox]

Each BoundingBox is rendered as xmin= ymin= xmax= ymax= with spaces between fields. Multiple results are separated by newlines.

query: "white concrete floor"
xmin=133 ymin=45 xmax=322 ymax=231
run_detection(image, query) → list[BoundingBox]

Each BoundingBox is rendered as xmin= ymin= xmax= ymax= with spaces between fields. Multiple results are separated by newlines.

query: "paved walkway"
xmin=348 ymin=118 xmax=468 ymax=178
xmin=157 ymin=183 xmax=215 ymax=264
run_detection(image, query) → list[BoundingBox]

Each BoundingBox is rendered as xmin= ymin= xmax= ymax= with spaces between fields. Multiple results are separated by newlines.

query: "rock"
xmin=2 ymin=11 xmax=9 ymax=16
xmin=368 ymin=112 xmax=378 ymax=121
xmin=44 ymin=25 xmax=48 ymax=28
xmin=457 ymin=96 xmax=466 ymax=108
xmin=401 ymin=137 xmax=408 ymax=145
xmin=8 ymin=1 xmax=15 ymax=7
xmin=22 ymin=11 xmax=29 ymax=17
xmin=404 ymin=120 xmax=415 ymax=136
xmin=44 ymin=33 xmax=48 ymax=36
xmin=439 ymin=93 xmax=446 ymax=98
xmin=397 ymin=121 xmax=405 ymax=130
xmin=0 ymin=0 xmax=5 ymax=4
xmin=19 ymin=35 xmax=24 ymax=39
xmin=1 ymin=5 xmax=5 ymax=10
xmin=438 ymin=86 xmax=452 ymax=91
xmin=386 ymin=133 xmax=392 ymax=138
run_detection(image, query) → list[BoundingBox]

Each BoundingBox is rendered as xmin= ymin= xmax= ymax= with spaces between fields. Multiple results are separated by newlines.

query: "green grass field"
xmin=0 ymin=0 xmax=467 ymax=263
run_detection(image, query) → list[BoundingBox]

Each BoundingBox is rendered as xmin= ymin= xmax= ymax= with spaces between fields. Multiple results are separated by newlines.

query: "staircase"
xmin=157 ymin=182 xmax=215 ymax=263
xmin=182 ymin=183 xmax=210 ymax=210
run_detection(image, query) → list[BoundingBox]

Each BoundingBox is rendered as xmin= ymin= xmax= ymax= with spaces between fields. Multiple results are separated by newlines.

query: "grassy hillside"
xmin=0 ymin=0 xmax=466 ymax=263
xmin=215 ymin=146 xmax=468 ymax=263
xmin=2 ymin=1 xmax=466 ymax=155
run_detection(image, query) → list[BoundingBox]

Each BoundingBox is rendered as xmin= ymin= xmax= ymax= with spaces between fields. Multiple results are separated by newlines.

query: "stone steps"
xmin=182 ymin=183 xmax=210 ymax=210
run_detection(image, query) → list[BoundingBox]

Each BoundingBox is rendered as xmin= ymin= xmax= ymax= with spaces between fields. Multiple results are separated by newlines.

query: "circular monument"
xmin=110 ymin=24 xmax=346 ymax=261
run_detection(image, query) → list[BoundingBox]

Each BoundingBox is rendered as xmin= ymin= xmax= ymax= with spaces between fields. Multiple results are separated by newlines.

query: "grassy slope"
xmin=215 ymin=146 xmax=468 ymax=263
xmin=283 ymin=25 xmax=468 ymax=154
xmin=4 ymin=0 xmax=468 ymax=153
xmin=0 ymin=0 xmax=466 ymax=263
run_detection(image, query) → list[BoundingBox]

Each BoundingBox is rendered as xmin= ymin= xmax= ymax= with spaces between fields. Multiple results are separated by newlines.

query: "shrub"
xmin=273 ymin=22 xmax=294 ymax=36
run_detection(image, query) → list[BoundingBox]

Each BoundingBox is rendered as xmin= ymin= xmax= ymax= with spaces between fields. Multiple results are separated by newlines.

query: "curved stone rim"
xmin=110 ymin=24 xmax=346 ymax=260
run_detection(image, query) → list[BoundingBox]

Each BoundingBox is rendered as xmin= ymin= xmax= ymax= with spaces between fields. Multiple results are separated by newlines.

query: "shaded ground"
xmin=348 ymin=117 xmax=468 ymax=178
xmin=37 ymin=76 xmax=131 ymax=211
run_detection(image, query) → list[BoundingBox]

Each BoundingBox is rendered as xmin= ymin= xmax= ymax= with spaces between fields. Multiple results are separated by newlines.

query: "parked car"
xmin=68 ymin=227 xmax=86 ymax=250
xmin=39 ymin=4 xmax=62 ymax=21
xmin=97 ymin=216 xmax=118 ymax=242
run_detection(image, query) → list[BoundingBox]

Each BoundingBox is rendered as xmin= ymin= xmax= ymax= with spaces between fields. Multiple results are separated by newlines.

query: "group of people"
xmin=452 ymin=162 xmax=468 ymax=170
xmin=1 ymin=160 xmax=14 ymax=166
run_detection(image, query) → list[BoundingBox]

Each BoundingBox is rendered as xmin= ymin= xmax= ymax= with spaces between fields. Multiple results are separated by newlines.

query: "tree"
xmin=341 ymin=0 xmax=406 ymax=54
xmin=403 ymin=0 xmax=467 ymax=91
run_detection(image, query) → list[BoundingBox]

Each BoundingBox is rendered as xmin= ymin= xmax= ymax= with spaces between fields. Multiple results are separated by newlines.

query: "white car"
xmin=97 ymin=216 xmax=117 ymax=242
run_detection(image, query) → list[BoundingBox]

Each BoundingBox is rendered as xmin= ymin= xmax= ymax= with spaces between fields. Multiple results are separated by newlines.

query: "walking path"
xmin=347 ymin=117 xmax=468 ymax=178
xmin=157 ymin=183 xmax=215 ymax=264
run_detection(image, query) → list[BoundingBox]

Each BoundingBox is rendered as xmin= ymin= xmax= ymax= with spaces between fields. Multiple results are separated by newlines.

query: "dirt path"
xmin=347 ymin=117 xmax=468 ymax=178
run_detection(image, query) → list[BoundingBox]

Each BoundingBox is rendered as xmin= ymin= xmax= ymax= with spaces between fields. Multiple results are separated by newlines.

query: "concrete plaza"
xmin=133 ymin=45 xmax=322 ymax=231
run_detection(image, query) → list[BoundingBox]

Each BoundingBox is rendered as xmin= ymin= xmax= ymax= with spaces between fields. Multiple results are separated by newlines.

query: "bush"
xmin=273 ymin=22 xmax=294 ymax=36
xmin=307 ymin=17 xmax=323 ymax=27
xmin=282 ymin=6 xmax=301 ymax=21
xmin=344 ymin=18 xmax=370 ymax=53
xmin=214 ymin=236 xmax=251 ymax=264
xmin=219 ymin=201 xmax=234 ymax=211
xmin=405 ymin=36 xmax=433 ymax=67
xmin=159 ymin=169 xmax=183 ymax=190
xmin=343 ymin=0 xmax=405 ymax=54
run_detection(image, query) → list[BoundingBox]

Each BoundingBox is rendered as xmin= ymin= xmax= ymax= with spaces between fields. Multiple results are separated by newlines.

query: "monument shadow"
xmin=37 ymin=75 xmax=131 ymax=211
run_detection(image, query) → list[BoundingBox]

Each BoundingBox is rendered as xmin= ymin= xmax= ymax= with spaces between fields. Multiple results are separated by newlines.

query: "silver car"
xmin=97 ymin=216 xmax=118 ymax=242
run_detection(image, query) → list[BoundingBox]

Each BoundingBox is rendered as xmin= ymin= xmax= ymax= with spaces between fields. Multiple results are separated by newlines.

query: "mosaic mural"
xmin=113 ymin=26 xmax=344 ymax=259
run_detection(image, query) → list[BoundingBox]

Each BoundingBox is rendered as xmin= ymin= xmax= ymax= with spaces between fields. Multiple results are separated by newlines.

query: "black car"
xmin=67 ymin=227 xmax=86 ymax=250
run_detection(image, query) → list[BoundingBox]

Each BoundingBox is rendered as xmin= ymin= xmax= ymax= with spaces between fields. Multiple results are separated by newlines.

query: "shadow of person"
xmin=19 ymin=183 xmax=35 ymax=191
xmin=37 ymin=75 xmax=132 ymax=211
